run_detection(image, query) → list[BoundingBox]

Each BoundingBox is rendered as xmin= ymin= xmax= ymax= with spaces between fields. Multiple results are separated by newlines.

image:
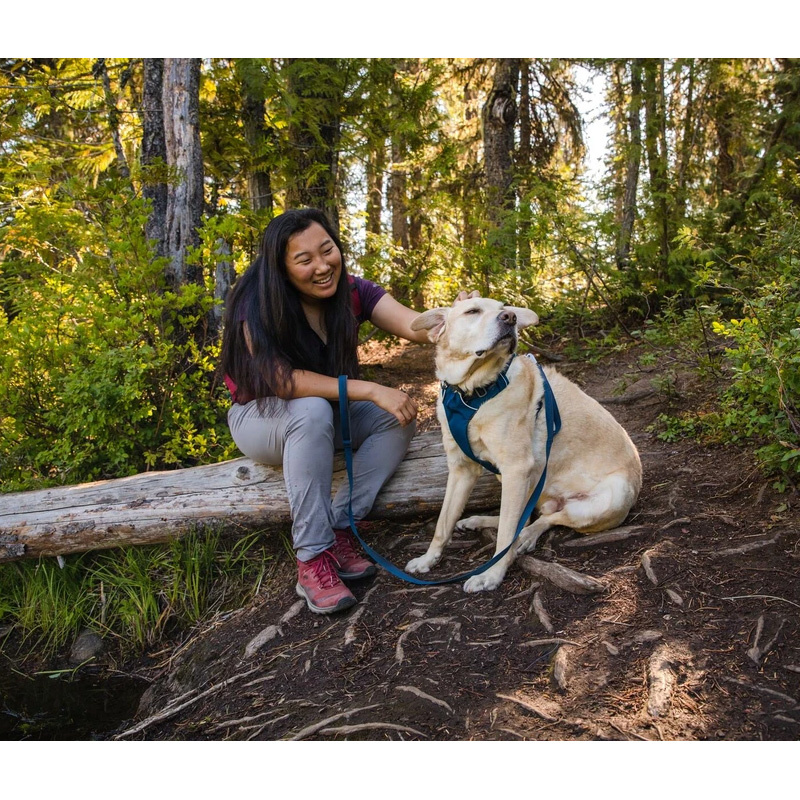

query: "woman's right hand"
xmin=369 ymin=384 xmax=418 ymax=427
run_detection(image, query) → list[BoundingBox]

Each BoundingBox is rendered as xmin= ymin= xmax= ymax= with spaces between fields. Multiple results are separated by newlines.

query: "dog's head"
xmin=411 ymin=297 xmax=539 ymax=392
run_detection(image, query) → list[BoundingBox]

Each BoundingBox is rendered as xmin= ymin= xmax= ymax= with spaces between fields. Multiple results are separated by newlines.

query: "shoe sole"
xmin=337 ymin=564 xmax=377 ymax=581
xmin=295 ymin=582 xmax=357 ymax=615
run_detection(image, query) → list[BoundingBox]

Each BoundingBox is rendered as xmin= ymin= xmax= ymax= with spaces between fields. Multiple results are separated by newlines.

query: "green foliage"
xmin=0 ymin=188 xmax=237 ymax=490
xmin=0 ymin=530 xmax=272 ymax=657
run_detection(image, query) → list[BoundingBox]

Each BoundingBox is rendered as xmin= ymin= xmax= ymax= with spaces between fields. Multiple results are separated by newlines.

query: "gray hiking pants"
xmin=227 ymin=397 xmax=415 ymax=561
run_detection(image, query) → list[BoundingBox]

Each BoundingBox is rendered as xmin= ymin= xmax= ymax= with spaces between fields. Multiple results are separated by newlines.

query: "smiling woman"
xmin=219 ymin=208 xmax=433 ymax=615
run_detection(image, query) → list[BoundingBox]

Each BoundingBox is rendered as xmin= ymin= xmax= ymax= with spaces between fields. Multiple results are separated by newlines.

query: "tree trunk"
xmin=616 ymin=59 xmax=642 ymax=271
xmin=482 ymin=58 xmax=520 ymax=273
xmin=388 ymin=59 xmax=411 ymax=302
xmin=365 ymin=142 xmax=385 ymax=251
xmin=675 ymin=59 xmax=696 ymax=221
xmin=163 ymin=58 xmax=204 ymax=288
xmin=643 ymin=59 xmax=670 ymax=282
xmin=284 ymin=58 xmax=341 ymax=229
xmin=517 ymin=60 xmax=532 ymax=274
xmin=0 ymin=432 xmax=501 ymax=563
xmin=238 ymin=59 xmax=273 ymax=214
xmin=95 ymin=58 xmax=130 ymax=180
xmin=212 ymin=238 xmax=235 ymax=333
xmin=142 ymin=58 xmax=167 ymax=258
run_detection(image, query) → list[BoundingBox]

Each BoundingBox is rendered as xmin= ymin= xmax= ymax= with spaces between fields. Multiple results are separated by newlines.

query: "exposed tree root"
xmin=244 ymin=599 xmax=305 ymax=658
xmin=396 ymin=684 xmax=454 ymax=714
xmin=718 ymin=534 xmax=782 ymax=557
xmin=552 ymin=646 xmax=569 ymax=691
xmin=344 ymin=585 xmax=381 ymax=646
xmin=518 ymin=556 xmax=606 ymax=594
xmin=559 ymin=525 xmax=650 ymax=549
xmin=719 ymin=676 xmax=798 ymax=707
xmin=496 ymin=692 xmax=562 ymax=722
xmin=747 ymin=614 xmax=786 ymax=665
xmin=395 ymin=617 xmax=462 ymax=664
xmin=531 ymin=589 xmax=555 ymax=633
xmin=318 ymin=722 xmax=427 ymax=738
xmin=288 ymin=704 xmax=382 ymax=741
xmin=641 ymin=551 xmax=659 ymax=586
xmin=114 ymin=666 xmax=260 ymax=739
xmin=647 ymin=645 xmax=676 ymax=718
xmin=597 ymin=388 xmax=656 ymax=405
xmin=665 ymin=589 xmax=684 ymax=606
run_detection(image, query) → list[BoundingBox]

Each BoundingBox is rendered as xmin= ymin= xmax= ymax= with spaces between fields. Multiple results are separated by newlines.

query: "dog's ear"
xmin=506 ymin=306 xmax=539 ymax=329
xmin=411 ymin=308 xmax=448 ymax=342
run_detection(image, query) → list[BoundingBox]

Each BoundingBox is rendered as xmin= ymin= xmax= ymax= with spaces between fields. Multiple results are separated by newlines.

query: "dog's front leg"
xmin=463 ymin=465 xmax=533 ymax=593
xmin=406 ymin=459 xmax=482 ymax=574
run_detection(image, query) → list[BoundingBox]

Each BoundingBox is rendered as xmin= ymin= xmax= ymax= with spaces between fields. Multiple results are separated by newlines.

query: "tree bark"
xmin=482 ymin=58 xmax=520 ymax=273
xmin=284 ymin=58 xmax=342 ymax=229
xmin=95 ymin=58 xmax=130 ymax=180
xmin=163 ymin=58 xmax=204 ymax=288
xmin=239 ymin=59 xmax=273 ymax=214
xmin=0 ymin=431 xmax=501 ymax=563
xmin=643 ymin=59 xmax=670 ymax=281
xmin=365 ymin=142 xmax=385 ymax=248
xmin=142 ymin=58 xmax=167 ymax=258
xmin=517 ymin=60 xmax=532 ymax=274
xmin=616 ymin=59 xmax=642 ymax=271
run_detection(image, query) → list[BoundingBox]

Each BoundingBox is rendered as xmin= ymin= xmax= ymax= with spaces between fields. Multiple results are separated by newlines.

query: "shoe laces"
xmin=307 ymin=551 xmax=341 ymax=589
xmin=334 ymin=530 xmax=359 ymax=559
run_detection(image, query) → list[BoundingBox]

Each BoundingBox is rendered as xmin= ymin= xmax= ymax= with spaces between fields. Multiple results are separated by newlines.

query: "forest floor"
xmin=42 ymin=336 xmax=800 ymax=740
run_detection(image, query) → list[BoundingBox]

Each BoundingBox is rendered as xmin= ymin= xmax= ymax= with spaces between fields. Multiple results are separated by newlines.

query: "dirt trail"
xmin=119 ymin=341 xmax=800 ymax=741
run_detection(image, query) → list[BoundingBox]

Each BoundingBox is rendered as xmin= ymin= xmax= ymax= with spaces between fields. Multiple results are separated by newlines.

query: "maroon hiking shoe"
xmin=296 ymin=551 xmax=357 ymax=614
xmin=330 ymin=529 xmax=377 ymax=580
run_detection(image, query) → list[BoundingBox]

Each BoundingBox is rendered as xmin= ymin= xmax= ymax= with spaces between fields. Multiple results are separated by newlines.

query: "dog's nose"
xmin=498 ymin=309 xmax=516 ymax=325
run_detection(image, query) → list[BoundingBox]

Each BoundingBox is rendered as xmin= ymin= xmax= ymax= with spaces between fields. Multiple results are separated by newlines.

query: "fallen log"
xmin=0 ymin=431 xmax=501 ymax=562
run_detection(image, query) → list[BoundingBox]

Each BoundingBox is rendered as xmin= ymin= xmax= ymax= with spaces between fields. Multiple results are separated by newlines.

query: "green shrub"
xmin=0 ymin=189 xmax=237 ymax=491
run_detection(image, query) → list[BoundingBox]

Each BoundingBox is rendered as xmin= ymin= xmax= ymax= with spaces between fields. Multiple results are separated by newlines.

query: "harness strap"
xmin=337 ymin=360 xmax=561 ymax=586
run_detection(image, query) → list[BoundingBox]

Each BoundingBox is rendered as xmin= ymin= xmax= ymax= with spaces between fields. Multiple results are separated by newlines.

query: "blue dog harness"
xmin=337 ymin=353 xmax=561 ymax=586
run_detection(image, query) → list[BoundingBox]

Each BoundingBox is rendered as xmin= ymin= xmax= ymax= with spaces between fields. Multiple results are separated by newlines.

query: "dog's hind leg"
xmin=406 ymin=459 xmax=482 ymax=575
xmin=456 ymin=515 xmax=499 ymax=533
xmin=516 ymin=474 xmax=637 ymax=555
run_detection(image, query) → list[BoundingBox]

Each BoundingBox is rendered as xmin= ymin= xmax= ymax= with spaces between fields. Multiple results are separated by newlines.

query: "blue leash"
xmin=337 ymin=360 xmax=561 ymax=586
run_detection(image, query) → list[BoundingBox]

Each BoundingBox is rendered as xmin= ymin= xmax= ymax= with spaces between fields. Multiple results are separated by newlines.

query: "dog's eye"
xmin=464 ymin=307 xmax=481 ymax=315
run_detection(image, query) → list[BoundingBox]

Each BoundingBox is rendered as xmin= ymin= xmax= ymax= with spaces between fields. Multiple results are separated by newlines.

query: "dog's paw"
xmin=405 ymin=552 xmax=440 ymax=574
xmin=463 ymin=571 xmax=504 ymax=593
xmin=515 ymin=534 xmax=536 ymax=555
xmin=456 ymin=515 xmax=499 ymax=533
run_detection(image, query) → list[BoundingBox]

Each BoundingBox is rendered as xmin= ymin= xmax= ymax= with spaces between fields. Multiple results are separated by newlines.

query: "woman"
xmin=220 ymin=208 xmax=431 ymax=614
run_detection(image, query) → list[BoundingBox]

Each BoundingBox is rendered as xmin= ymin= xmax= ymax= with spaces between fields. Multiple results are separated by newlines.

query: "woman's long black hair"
xmin=220 ymin=209 xmax=360 ymax=403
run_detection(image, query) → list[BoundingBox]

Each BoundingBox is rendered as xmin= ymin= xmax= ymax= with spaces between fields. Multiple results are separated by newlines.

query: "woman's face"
xmin=284 ymin=222 xmax=343 ymax=305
